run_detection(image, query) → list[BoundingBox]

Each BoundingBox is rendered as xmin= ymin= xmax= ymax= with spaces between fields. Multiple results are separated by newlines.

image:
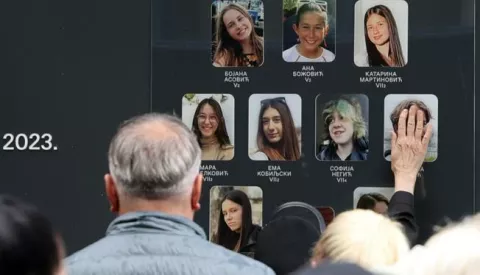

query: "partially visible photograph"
xmin=316 ymin=94 xmax=369 ymax=161
xmin=282 ymin=0 xmax=336 ymax=62
xmin=353 ymin=187 xmax=395 ymax=215
xmin=182 ymin=94 xmax=235 ymax=161
xmin=248 ymin=94 xmax=302 ymax=161
xmin=209 ymin=186 xmax=263 ymax=258
xmin=354 ymin=0 xmax=408 ymax=67
xmin=384 ymin=94 xmax=438 ymax=162
xmin=211 ymin=0 xmax=264 ymax=67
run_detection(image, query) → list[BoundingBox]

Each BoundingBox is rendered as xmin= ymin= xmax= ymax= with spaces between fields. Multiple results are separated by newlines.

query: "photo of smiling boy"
xmin=248 ymin=94 xmax=302 ymax=161
xmin=182 ymin=94 xmax=235 ymax=161
xmin=316 ymin=94 xmax=369 ymax=161
xmin=354 ymin=0 xmax=408 ymax=67
xmin=283 ymin=0 xmax=336 ymax=62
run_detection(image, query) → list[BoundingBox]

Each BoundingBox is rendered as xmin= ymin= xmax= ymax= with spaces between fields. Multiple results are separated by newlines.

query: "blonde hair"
xmin=372 ymin=214 xmax=480 ymax=275
xmin=311 ymin=209 xmax=409 ymax=270
xmin=322 ymin=97 xmax=367 ymax=141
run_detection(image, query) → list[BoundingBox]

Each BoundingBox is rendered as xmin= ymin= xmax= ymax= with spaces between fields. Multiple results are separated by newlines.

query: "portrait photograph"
xmin=211 ymin=0 xmax=264 ymax=67
xmin=384 ymin=94 xmax=438 ymax=162
xmin=354 ymin=0 xmax=408 ymax=67
xmin=248 ymin=94 xmax=302 ymax=161
xmin=353 ymin=187 xmax=395 ymax=216
xmin=282 ymin=0 xmax=336 ymax=62
xmin=316 ymin=94 xmax=369 ymax=161
xmin=182 ymin=93 xmax=235 ymax=161
xmin=209 ymin=185 xmax=263 ymax=258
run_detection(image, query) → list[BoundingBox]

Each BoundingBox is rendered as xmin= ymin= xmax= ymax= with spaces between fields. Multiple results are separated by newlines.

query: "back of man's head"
xmin=107 ymin=113 xmax=201 ymax=200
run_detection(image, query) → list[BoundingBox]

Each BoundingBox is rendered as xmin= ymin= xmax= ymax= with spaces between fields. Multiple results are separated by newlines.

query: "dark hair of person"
xmin=192 ymin=97 xmax=232 ymax=147
xmin=257 ymin=97 xmax=300 ymax=161
xmin=214 ymin=190 xmax=253 ymax=250
xmin=0 ymin=195 xmax=61 ymax=275
xmin=356 ymin=193 xmax=389 ymax=210
xmin=295 ymin=2 xmax=327 ymax=26
xmin=363 ymin=5 xmax=405 ymax=67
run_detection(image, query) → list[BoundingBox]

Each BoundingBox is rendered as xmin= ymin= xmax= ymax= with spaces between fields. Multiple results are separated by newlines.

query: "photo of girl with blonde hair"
xmin=182 ymin=94 xmax=235 ymax=161
xmin=316 ymin=95 xmax=369 ymax=161
xmin=354 ymin=0 xmax=408 ymax=67
xmin=212 ymin=1 xmax=264 ymax=67
xmin=248 ymin=94 xmax=302 ymax=161
xmin=283 ymin=1 xmax=335 ymax=62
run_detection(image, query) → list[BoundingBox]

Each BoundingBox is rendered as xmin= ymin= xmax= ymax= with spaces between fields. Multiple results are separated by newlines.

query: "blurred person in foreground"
xmin=292 ymin=105 xmax=433 ymax=275
xmin=377 ymin=213 xmax=480 ymax=275
xmin=66 ymin=113 xmax=275 ymax=275
xmin=0 ymin=195 xmax=66 ymax=275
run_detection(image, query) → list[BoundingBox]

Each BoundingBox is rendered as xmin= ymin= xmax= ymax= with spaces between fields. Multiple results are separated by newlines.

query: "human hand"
xmin=391 ymin=105 xmax=433 ymax=188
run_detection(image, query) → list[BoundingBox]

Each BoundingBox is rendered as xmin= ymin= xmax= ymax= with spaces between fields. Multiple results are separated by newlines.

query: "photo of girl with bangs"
xmin=316 ymin=95 xmax=369 ymax=161
xmin=354 ymin=0 xmax=408 ymax=67
xmin=248 ymin=94 xmax=302 ymax=161
xmin=212 ymin=1 xmax=264 ymax=67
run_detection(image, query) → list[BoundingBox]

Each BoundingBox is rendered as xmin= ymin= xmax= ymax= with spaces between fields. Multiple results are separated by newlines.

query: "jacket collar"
xmin=106 ymin=211 xmax=206 ymax=239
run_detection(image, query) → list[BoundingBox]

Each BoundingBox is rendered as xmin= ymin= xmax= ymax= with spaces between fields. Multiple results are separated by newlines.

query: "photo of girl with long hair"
xmin=182 ymin=94 xmax=234 ymax=161
xmin=354 ymin=0 xmax=408 ymax=67
xmin=210 ymin=186 xmax=263 ymax=258
xmin=248 ymin=94 xmax=302 ymax=161
xmin=282 ymin=0 xmax=336 ymax=62
xmin=316 ymin=94 xmax=369 ymax=161
xmin=211 ymin=1 xmax=264 ymax=67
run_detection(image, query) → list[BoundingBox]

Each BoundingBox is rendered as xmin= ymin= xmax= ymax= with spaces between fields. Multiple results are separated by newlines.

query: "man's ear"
xmin=104 ymin=174 xmax=119 ymax=213
xmin=191 ymin=173 xmax=203 ymax=211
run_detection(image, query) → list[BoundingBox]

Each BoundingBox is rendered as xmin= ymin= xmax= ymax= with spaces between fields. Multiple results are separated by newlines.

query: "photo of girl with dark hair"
xmin=282 ymin=1 xmax=335 ymax=62
xmin=354 ymin=0 xmax=408 ymax=67
xmin=182 ymin=94 xmax=235 ymax=161
xmin=210 ymin=186 xmax=263 ymax=258
xmin=248 ymin=94 xmax=302 ymax=161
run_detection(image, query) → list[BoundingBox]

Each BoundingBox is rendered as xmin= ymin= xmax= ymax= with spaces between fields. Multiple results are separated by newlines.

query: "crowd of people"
xmin=1 ymin=105 xmax=478 ymax=275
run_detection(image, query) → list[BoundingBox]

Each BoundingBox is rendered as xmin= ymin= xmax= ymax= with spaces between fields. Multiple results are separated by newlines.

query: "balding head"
xmin=107 ymin=113 xmax=201 ymax=200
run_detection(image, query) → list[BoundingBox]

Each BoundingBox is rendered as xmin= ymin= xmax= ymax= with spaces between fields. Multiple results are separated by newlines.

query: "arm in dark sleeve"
xmin=388 ymin=191 xmax=418 ymax=246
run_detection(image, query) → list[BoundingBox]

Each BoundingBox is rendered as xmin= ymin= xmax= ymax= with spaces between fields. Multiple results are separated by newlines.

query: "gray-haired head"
xmin=108 ymin=113 xmax=201 ymax=200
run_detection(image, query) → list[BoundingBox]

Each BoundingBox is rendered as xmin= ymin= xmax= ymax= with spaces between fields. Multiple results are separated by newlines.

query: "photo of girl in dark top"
xmin=316 ymin=95 xmax=369 ymax=161
xmin=210 ymin=187 xmax=263 ymax=258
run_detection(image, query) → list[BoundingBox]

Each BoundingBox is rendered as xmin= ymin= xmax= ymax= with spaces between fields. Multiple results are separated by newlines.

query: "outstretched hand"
xmin=391 ymin=105 xmax=433 ymax=183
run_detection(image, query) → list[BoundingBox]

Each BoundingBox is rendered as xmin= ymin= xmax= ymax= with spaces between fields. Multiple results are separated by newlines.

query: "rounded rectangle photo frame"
xmin=248 ymin=94 xmax=302 ymax=161
xmin=211 ymin=0 xmax=265 ymax=67
xmin=282 ymin=0 xmax=337 ymax=63
xmin=182 ymin=93 xmax=235 ymax=161
xmin=353 ymin=0 xmax=409 ymax=67
xmin=383 ymin=94 xmax=438 ymax=162
xmin=209 ymin=185 xmax=263 ymax=258
xmin=315 ymin=94 xmax=369 ymax=161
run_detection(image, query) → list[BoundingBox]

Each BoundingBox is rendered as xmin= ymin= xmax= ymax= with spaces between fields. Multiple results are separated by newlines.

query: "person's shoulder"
xmin=354 ymin=51 xmax=369 ymax=67
xmin=250 ymin=151 xmax=268 ymax=161
xmin=220 ymin=144 xmax=234 ymax=160
xmin=323 ymin=48 xmax=336 ymax=62
xmin=220 ymin=249 xmax=275 ymax=275
xmin=282 ymin=45 xmax=297 ymax=62
xmin=213 ymin=50 xmax=228 ymax=67
xmin=204 ymin=241 xmax=275 ymax=274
